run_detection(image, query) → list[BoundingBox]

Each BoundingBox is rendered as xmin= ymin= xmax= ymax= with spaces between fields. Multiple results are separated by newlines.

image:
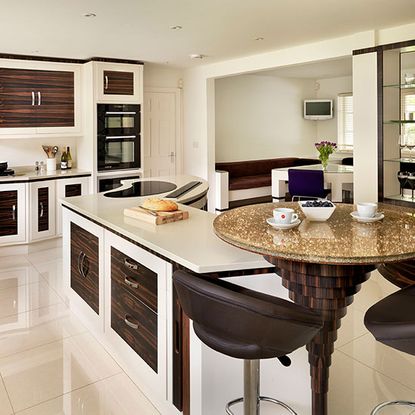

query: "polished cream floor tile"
xmin=330 ymin=350 xmax=415 ymax=415
xmin=0 ymin=332 xmax=122 ymax=412
xmin=0 ymin=303 xmax=86 ymax=358
xmin=16 ymin=373 xmax=159 ymax=415
xmin=0 ymin=281 xmax=62 ymax=319
xmin=26 ymin=247 xmax=62 ymax=267
xmin=32 ymin=259 xmax=64 ymax=298
xmin=335 ymin=306 xmax=368 ymax=348
xmin=0 ymin=264 xmax=43 ymax=291
xmin=0 ymin=375 xmax=12 ymax=415
xmin=339 ymin=333 xmax=415 ymax=391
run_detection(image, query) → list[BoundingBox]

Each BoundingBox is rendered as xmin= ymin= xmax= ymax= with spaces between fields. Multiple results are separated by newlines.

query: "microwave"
xmin=97 ymin=104 xmax=141 ymax=171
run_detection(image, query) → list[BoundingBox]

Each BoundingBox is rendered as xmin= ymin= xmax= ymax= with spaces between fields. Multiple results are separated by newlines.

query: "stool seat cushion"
xmin=364 ymin=284 xmax=415 ymax=356
xmin=173 ymin=271 xmax=322 ymax=360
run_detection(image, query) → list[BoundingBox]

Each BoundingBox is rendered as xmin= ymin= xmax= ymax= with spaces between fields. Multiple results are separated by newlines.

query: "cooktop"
xmin=104 ymin=180 xmax=177 ymax=198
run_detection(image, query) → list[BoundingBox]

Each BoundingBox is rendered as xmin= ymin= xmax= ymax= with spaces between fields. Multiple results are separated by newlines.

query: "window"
xmin=337 ymin=93 xmax=353 ymax=150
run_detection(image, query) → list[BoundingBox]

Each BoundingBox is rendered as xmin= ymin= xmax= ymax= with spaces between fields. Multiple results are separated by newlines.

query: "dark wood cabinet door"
xmin=65 ymin=183 xmax=82 ymax=197
xmin=103 ymin=71 xmax=134 ymax=95
xmin=111 ymin=280 xmax=158 ymax=372
xmin=0 ymin=190 xmax=18 ymax=237
xmin=0 ymin=68 xmax=74 ymax=128
xmin=37 ymin=187 xmax=49 ymax=232
xmin=35 ymin=70 xmax=74 ymax=127
xmin=0 ymin=68 xmax=37 ymax=128
xmin=70 ymin=222 xmax=99 ymax=314
xmin=111 ymin=247 xmax=158 ymax=313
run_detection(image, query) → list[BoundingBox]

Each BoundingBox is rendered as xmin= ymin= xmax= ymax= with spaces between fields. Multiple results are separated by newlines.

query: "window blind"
xmin=337 ymin=93 xmax=353 ymax=149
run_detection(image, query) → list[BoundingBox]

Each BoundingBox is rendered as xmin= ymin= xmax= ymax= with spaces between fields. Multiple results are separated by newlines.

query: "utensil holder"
xmin=46 ymin=158 xmax=56 ymax=172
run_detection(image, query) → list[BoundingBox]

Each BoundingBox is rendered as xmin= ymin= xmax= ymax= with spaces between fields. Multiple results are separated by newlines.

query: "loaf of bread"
xmin=142 ymin=198 xmax=178 ymax=212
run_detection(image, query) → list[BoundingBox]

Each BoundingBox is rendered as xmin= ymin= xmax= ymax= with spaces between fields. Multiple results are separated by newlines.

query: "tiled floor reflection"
xmin=0 ymin=247 xmax=413 ymax=414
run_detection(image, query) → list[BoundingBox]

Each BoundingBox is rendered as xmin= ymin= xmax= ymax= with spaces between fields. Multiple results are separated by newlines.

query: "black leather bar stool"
xmin=364 ymin=284 xmax=415 ymax=414
xmin=173 ymin=270 xmax=322 ymax=415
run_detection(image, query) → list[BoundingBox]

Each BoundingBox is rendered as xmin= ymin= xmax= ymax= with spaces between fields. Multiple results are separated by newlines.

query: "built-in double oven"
xmin=97 ymin=104 xmax=140 ymax=171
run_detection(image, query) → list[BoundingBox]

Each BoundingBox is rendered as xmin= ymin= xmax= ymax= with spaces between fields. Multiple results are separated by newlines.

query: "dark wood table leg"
xmin=264 ymin=257 xmax=375 ymax=415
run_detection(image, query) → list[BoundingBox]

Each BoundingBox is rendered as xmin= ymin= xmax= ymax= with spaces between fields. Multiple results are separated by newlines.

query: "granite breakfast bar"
xmin=213 ymin=202 xmax=415 ymax=415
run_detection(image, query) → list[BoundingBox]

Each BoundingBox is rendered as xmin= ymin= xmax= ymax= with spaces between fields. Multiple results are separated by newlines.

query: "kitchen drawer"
xmin=111 ymin=279 xmax=157 ymax=372
xmin=70 ymin=222 xmax=99 ymax=314
xmin=111 ymin=247 xmax=157 ymax=313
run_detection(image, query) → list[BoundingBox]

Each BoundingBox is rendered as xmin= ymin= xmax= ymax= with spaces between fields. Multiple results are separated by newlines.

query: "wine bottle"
xmin=61 ymin=148 xmax=68 ymax=170
xmin=66 ymin=146 xmax=73 ymax=169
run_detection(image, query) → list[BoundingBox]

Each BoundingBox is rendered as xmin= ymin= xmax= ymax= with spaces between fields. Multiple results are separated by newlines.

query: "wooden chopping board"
xmin=124 ymin=206 xmax=189 ymax=225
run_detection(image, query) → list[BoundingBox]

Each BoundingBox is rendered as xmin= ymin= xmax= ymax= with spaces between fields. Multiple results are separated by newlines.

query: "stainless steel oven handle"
xmin=105 ymin=111 xmax=137 ymax=115
xmin=105 ymin=135 xmax=136 ymax=140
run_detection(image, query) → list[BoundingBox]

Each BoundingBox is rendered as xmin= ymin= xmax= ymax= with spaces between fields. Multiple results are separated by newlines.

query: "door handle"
xmin=31 ymin=91 xmax=35 ymax=106
xmin=39 ymin=202 xmax=44 ymax=218
xmin=170 ymin=152 xmax=175 ymax=163
xmin=124 ymin=258 xmax=138 ymax=270
xmin=124 ymin=277 xmax=139 ymax=289
xmin=124 ymin=315 xmax=139 ymax=330
xmin=105 ymin=75 xmax=109 ymax=90
xmin=37 ymin=91 xmax=41 ymax=106
xmin=12 ymin=205 xmax=16 ymax=221
xmin=77 ymin=251 xmax=87 ymax=277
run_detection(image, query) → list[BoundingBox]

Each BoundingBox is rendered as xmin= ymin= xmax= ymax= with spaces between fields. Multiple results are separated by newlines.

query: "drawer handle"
xmin=39 ymin=202 xmax=44 ymax=218
xmin=124 ymin=258 xmax=138 ymax=270
xmin=105 ymin=75 xmax=109 ymax=90
xmin=124 ymin=277 xmax=139 ymax=289
xmin=78 ymin=251 xmax=87 ymax=278
xmin=12 ymin=205 xmax=16 ymax=221
xmin=124 ymin=315 xmax=139 ymax=330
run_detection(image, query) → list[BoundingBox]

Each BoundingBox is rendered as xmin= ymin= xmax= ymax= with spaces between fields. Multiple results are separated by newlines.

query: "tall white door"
xmin=143 ymin=89 xmax=181 ymax=177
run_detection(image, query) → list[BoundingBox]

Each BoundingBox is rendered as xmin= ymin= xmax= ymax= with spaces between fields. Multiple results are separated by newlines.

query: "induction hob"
xmin=104 ymin=180 xmax=177 ymax=198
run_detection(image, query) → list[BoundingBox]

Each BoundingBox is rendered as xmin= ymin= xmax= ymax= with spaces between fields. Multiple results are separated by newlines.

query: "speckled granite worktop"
xmin=213 ymin=203 xmax=415 ymax=265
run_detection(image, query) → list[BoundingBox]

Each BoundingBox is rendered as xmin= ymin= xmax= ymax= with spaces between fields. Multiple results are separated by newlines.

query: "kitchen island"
xmin=61 ymin=180 xmax=276 ymax=415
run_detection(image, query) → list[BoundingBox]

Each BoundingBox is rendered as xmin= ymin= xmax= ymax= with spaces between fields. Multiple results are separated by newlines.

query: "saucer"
xmin=350 ymin=211 xmax=384 ymax=223
xmin=266 ymin=217 xmax=301 ymax=230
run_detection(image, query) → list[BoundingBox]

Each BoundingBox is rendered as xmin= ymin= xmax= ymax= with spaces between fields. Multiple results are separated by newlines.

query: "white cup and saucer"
xmin=350 ymin=202 xmax=384 ymax=223
xmin=267 ymin=208 xmax=301 ymax=230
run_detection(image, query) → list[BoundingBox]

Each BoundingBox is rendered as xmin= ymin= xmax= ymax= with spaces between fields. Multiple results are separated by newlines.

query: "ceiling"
xmin=257 ymin=57 xmax=353 ymax=79
xmin=0 ymin=0 xmax=414 ymax=67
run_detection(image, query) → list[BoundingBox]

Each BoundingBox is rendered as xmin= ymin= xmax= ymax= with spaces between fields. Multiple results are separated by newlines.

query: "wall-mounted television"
xmin=304 ymin=99 xmax=333 ymax=120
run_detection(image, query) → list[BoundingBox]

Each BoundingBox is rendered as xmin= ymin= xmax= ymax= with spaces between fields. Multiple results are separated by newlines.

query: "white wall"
xmin=215 ymin=74 xmax=317 ymax=162
xmin=143 ymin=63 xmax=183 ymax=89
xmin=316 ymin=76 xmax=352 ymax=142
xmin=0 ymin=137 xmax=78 ymax=169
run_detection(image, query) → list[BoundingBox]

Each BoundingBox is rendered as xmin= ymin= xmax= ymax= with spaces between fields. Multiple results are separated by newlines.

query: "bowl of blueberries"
xmin=298 ymin=199 xmax=336 ymax=222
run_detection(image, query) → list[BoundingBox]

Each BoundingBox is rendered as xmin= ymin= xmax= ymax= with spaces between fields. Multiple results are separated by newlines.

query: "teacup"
xmin=356 ymin=202 xmax=378 ymax=218
xmin=273 ymin=208 xmax=298 ymax=224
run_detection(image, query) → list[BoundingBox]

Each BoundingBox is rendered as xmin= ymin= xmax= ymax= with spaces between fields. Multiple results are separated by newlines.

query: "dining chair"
xmin=364 ymin=284 xmax=415 ymax=414
xmin=287 ymin=169 xmax=331 ymax=200
xmin=173 ymin=270 xmax=322 ymax=415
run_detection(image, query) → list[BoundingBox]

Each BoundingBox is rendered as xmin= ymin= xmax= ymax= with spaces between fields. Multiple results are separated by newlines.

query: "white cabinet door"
xmin=104 ymin=231 xmax=169 ymax=405
xmin=55 ymin=176 xmax=90 ymax=236
xmin=0 ymin=183 xmax=27 ymax=245
xmin=95 ymin=62 xmax=143 ymax=104
xmin=29 ymin=180 xmax=56 ymax=241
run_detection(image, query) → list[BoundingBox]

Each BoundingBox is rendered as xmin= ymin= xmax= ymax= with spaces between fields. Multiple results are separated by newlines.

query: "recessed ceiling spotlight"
xmin=83 ymin=12 xmax=97 ymax=18
xmin=190 ymin=54 xmax=206 ymax=59
xmin=255 ymin=37 xmax=265 ymax=41
xmin=170 ymin=25 xmax=183 ymax=30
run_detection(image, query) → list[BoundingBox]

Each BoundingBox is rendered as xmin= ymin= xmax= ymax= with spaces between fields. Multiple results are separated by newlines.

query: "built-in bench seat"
xmin=215 ymin=157 xmax=319 ymax=210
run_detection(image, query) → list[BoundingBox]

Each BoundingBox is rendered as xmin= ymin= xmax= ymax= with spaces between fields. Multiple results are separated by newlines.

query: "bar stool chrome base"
xmin=370 ymin=400 xmax=415 ymax=415
xmin=225 ymin=360 xmax=298 ymax=415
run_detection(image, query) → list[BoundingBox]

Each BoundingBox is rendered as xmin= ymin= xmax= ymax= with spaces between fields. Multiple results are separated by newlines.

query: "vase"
xmin=320 ymin=156 xmax=329 ymax=171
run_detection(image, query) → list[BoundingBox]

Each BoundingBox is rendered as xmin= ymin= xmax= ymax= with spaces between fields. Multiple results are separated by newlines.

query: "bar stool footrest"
xmin=371 ymin=400 xmax=415 ymax=415
xmin=225 ymin=395 xmax=298 ymax=415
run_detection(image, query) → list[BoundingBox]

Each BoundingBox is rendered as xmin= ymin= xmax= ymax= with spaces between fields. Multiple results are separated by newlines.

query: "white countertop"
xmin=61 ymin=176 xmax=270 ymax=273
xmin=0 ymin=166 xmax=91 ymax=182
